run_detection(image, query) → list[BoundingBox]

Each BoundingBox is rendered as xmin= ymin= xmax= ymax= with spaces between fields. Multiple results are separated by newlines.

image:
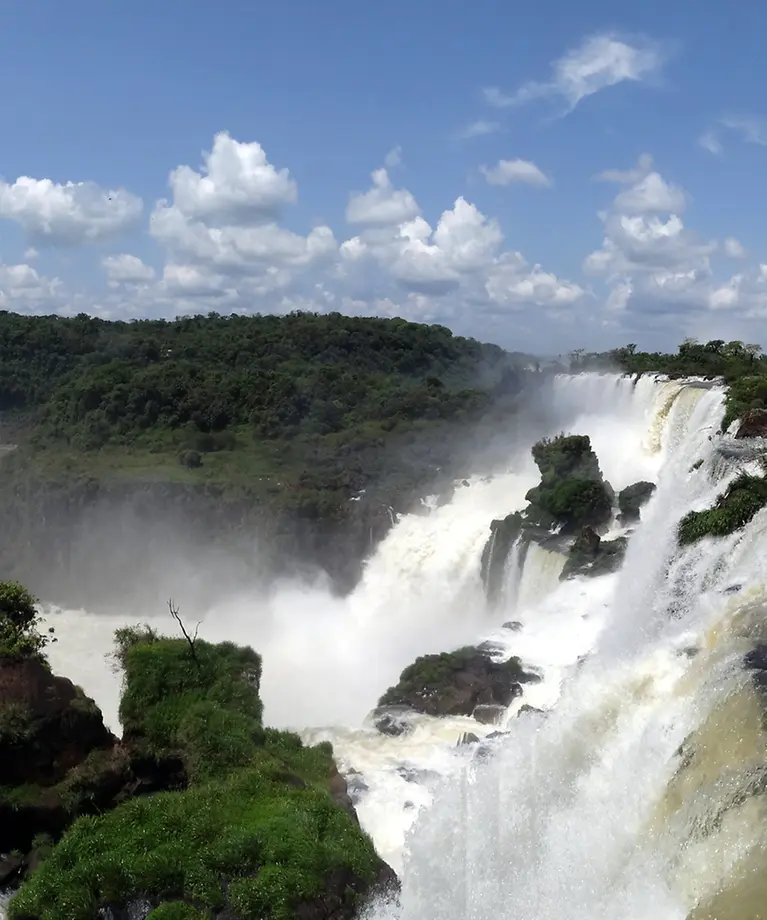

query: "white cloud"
xmin=0 ymin=262 xmax=63 ymax=311
xmin=480 ymin=159 xmax=551 ymax=187
xmin=698 ymin=130 xmax=723 ymax=155
xmin=724 ymin=237 xmax=747 ymax=259
xmin=23 ymin=247 xmax=39 ymax=261
xmin=613 ymin=172 xmax=686 ymax=214
xmin=457 ymin=119 xmax=501 ymax=140
xmin=166 ymin=131 xmax=296 ymax=225
xmin=346 ymin=168 xmax=420 ymax=226
xmin=594 ymin=153 xmax=654 ymax=184
xmin=484 ymin=32 xmax=664 ymax=115
xmin=102 ymin=253 xmax=156 ymax=285
xmin=384 ymin=146 xmax=403 ymax=168
xmin=720 ymin=115 xmax=767 ymax=147
xmin=0 ymin=176 xmax=142 ymax=244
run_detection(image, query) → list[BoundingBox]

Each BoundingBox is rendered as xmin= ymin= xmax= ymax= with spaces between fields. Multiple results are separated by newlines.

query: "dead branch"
xmin=168 ymin=599 xmax=201 ymax=666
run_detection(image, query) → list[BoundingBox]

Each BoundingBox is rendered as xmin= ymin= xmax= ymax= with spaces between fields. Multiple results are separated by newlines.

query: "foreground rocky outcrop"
xmin=734 ymin=407 xmax=767 ymax=439
xmin=1 ymin=586 xmax=397 ymax=920
xmin=617 ymin=481 xmax=656 ymax=524
xmin=560 ymin=527 xmax=627 ymax=580
xmin=376 ymin=647 xmax=541 ymax=727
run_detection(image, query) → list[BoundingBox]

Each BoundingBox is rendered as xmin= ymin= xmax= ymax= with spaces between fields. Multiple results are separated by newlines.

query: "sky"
xmin=2 ymin=0 xmax=767 ymax=354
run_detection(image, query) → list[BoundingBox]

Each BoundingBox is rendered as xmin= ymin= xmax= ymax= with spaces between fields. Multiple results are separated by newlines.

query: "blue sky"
xmin=1 ymin=0 xmax=767 ymax=354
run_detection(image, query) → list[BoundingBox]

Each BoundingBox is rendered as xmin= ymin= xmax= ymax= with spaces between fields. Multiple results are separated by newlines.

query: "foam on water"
xmin=6 ymin=372 xmax=763 ymax=920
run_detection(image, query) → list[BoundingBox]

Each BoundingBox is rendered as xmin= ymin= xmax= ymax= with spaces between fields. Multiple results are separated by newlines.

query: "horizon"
xmin=2 ymin=0 xmax=767 ymax=354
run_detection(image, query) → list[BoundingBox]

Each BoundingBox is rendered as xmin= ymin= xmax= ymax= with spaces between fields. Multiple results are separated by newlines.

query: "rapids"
xmin=5 ymin=371 xmax=767 ymax=920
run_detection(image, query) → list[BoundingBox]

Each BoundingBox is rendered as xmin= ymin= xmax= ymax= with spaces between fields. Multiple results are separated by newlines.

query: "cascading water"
xmin=5 ymin=372 xmax=766 ymax=920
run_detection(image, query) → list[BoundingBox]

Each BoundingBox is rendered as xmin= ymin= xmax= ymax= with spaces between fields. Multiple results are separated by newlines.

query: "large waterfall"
xmin=9 ymin=371 xmax=767 ymax=920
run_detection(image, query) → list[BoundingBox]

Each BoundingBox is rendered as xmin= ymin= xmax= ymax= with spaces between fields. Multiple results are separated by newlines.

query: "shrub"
xmin=678 ymin=473 xmax=767 ymax=545
xmin=0 ymin=581 xmax=55 ymax=661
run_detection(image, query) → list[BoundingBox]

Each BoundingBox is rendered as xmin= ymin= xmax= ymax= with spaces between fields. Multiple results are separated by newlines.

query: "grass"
xmin=9 ymin=627 xmax=383 ymax=920
xmin=678 ymin=473 xmax=767 ymax=546
xmin=9 ymin=748 xmax=380 ymax=920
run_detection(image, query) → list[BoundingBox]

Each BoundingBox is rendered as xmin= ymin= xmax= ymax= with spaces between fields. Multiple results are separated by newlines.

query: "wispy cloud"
xmin=594 ymin=153 xmax=654 ymax=184
xmin=720 ymin=115 xmax=767 ymax=146
xmin=698 ymin=130 xmax=723 ymax=155
xmin=457 ymin=119 xmax=501 ymax=140
xmin=483 ymin=32 xmax=666 ymax=116
xmin=384 ymin=146 xmax=403 ymax=168
xmin=480 ymin=159 xmax=551 ymax=187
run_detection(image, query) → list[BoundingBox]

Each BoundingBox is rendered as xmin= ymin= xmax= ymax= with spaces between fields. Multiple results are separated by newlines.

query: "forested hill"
xmin=0 ymin=310 xmax=530 ymax=449
xmin=0 ymin=309 xmax=536 ymax=609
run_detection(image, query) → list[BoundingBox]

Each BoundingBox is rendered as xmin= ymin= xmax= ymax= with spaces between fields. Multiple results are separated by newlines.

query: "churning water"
xmin=8 ymin=372 xmax=767 ymax=920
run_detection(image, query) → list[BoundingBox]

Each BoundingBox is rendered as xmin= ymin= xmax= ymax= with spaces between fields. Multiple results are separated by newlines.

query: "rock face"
xmin=735 ymin=408 xmax=767 ymax=439
xmin=0 ymin=655 xmax=114 ymax=787
xmin=560 ymin=527 xmax=628 ymax=580
xmin=617 ymin=481 xmax=656 ymax=524
xmin=378 ymin=647 xmax=540 ymax=720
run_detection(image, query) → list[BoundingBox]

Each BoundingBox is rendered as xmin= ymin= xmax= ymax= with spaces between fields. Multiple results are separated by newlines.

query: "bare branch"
xmin=168 ymin=598 xmax=201 ymax=666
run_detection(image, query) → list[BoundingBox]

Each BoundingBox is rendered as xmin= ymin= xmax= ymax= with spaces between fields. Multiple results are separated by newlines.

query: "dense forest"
xmin=0 ymin=310 xmax=537 ymax=606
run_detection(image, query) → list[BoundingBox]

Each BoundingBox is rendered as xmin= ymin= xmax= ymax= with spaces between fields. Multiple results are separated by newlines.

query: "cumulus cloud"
xmin=0 ymin=176 xmax=142 ymax=244
xmin=724 ymin=237 xmax=747 ymax=259
xmin=480 ymin=159 xmax=551 ymax=187
xmin=584 ymin=156 xmax=767 ymax=320
xmin=166 ymin=131 xmax=296 ymax=225
xmin=103 ymin=253 xmax=156 ymax=285
xmin=0 ymin=262 xmax=63 ymax=311
xmin=345 ymin=168 xmax=420 ymax=226
xmin=483 ymin=32 xmax=664 ymax=115
xmin=698 ymin=130 xmax=723 ymax=156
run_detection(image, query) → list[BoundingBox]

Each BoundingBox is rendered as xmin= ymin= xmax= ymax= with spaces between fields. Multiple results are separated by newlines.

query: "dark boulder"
xmin=560 ymin=528 xmax=627 ymax=580
xmin=617 ymin=481 xmax=657 ymax=524
xmin=0 ymin=655 xmax=115 ymax=788
xmin=735 ymin=409 xmax=767 ymax=439
xmin=378 ymin=647 xmax=540 ymax=720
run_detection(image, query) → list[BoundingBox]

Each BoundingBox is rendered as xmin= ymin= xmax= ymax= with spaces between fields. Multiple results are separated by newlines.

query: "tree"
xmin=0 ymin=580 xmax=55 ymax=660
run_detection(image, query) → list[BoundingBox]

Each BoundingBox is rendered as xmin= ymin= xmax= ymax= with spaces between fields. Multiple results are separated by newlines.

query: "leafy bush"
xmin=0 ymin=581 xmax=55 ymax=661
xmin=678 ymin=473 xmax=767 ymax=545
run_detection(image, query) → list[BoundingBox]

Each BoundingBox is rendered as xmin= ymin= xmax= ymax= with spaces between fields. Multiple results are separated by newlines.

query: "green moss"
xmin=116 ymin=628 xmax=263 ymax=755
xmin=525 ymin=435 xmax=612 ymax=533
xmin=561 ymin=531 xmax=627 ymax=580
xmin=722 ymin=375 xmax=767 ymax=432
xmin=147 ymin=905 xmax=210 ymax=920
xmin=379 ymin=647 xmax=529 ymax=709
xmin=678 ymin=473 xmax=767 ymax=546
xmin=9 ymin=753 xmax=380 ymax=920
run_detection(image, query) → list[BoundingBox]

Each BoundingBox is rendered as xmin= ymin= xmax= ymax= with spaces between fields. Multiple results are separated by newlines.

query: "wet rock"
xmin=617 ymin=481 xmax=656 ymax=524
xmin=561 ymin=528 xmax=627 ymax=580
xmin=396 ymin=766 xmax=441 ymax=785
xmin=735 ymin=408 xmax=767 ymax=439
xmin=371 ymin=707 xmax=414 ymax=737
xmin=723 ymin=583 xmax=742 ymax=594
xmin=0 ymin=853 xmax=23 ymax=887
xmin=517 ymin=704 xmax=544 ymax=717
xmin=472 ymin=704 xmax=506 ymax=725
xmin=378 ymin=647 xmax=539 ymax=720
xmin=502 ymin=620 xmax=523 ymax=631
xmin=457 ymin=732 xmax=480 ymax=746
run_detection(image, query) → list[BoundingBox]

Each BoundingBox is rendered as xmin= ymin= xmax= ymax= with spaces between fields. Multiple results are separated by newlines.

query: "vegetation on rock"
xmin=524 ymin=435 xmax=612 ymax=533
xmin=5 ymin=595 xmax=394 ymax=920
xmin=378 ymin=647 xmax=539 ymax=720
xmin=560 ymin=528 xmax=627 ymax=580
xmin=677 ymin=473 xmax=767 ymax=546
xmin=617 ymin=481 xmax=656 ymax=524
xmin=570 ymin=338 xmax=767 ymax=434
xmin=0 ymin=582 xmax=55 ymax=662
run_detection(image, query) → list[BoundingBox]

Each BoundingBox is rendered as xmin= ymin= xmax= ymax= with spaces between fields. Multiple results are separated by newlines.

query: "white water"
xmin=6 ymin=371 xmax=766 ymax=920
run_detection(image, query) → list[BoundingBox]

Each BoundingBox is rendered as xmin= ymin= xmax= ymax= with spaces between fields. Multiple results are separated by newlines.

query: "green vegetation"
xmin=0 ymin=309 xmax=536 ymax=599
xmin=525 ymin=435 xmax=612 ymax=533
xmin=378 ymin=646 xmax=535 ymax=718
xmin=8 ymin=616 xmax=387 ymax=920
xmin=561 ymin=530 xmax=627 ymax=580
xmin=570 ymin=338 xmax=767 ymax=433
xmin=677 ymin=473 xmax=767 ymax=546
xmin=0 ymin=581 xmax=54 ymax=661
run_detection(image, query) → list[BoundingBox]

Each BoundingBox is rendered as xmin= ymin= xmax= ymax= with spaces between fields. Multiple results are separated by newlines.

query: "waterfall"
xmin=11 ymin=371 xmax=767 ymax=919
